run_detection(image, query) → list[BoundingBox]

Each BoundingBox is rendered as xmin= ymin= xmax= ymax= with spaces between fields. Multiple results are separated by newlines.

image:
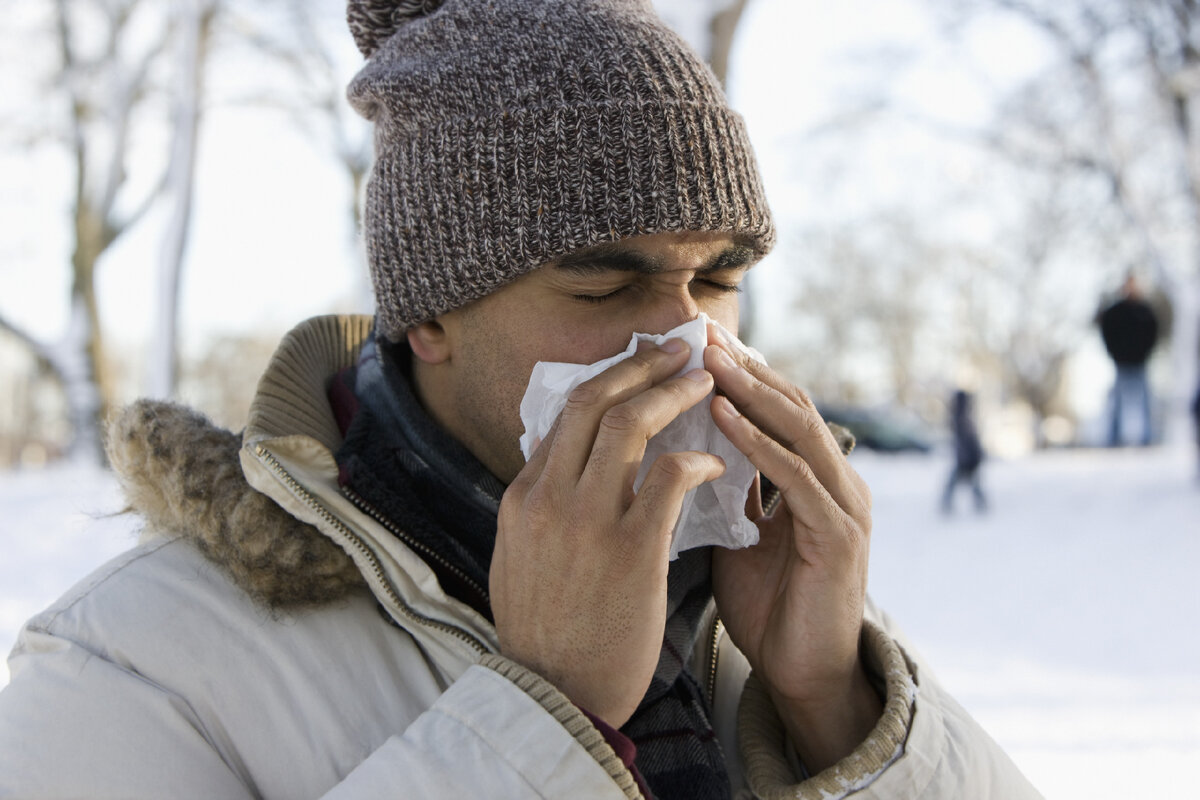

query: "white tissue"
xmin=518 ymin=313 xmax=764 ymax=559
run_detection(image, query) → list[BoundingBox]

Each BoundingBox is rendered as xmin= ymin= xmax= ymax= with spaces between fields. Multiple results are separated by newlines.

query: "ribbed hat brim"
xmin=368 ymin=101 xmax=775 ymax=333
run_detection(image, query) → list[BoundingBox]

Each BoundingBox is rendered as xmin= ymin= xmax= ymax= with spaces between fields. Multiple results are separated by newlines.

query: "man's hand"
xmin=490 ymin=340 xmax=725 ymax=728
xmin=705 ymin=326 xmax=881 ymax=774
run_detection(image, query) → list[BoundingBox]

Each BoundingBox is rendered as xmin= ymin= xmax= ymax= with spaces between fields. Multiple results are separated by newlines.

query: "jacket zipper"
xmin=706 ymin=616 xmax=723 ymax=708
xmin=340 ymin=484 xmax=490 ymax=607
xmin=253 ymin=444 xmax=489 ymax=657
xmin=763 ymin=485 xmax=782 ymax=517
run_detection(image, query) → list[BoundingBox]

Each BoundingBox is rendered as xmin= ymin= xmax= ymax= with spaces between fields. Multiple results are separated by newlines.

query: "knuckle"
xmin=653 ymin=451 xmax=691 ymax=479
xmin=565 ymin=380 xmax=605 ymax=412
xmin=746 ymin=421 xmax=775 ymax=454
xmin=803 ymin=411 xmax=829 ymax=439
xmin=629 ymin=348 xmax=660 ymax=369
xmin=617 ymin=349 xmax=662 ymax=382
xmin=521 ymin=484 xmax=559 ymax=527
xmin=746 ymin=371 xmax=770 ymax=396
xmin=794 ymin=385 xmax=816 ymax=410
xmin=787 ymin=459 xmax=808 ymax=489
xmin=599 ymin=403 xmax=643 ymax=435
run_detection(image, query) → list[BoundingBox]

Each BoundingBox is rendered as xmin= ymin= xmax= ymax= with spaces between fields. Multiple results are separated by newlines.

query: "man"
xmin=0 ymin=1 xmax=1040 ymax=797
xmin=1098 ymin=273 xmax=1160 ymax=446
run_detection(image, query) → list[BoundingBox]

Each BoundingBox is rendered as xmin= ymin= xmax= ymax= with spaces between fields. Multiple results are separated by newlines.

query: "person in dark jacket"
xmin=1192 ymin=371 xmax=1200 ymax=480
xmin=1098 ymin=275 xmax=1159 ymax=446
xmin=941 ymin=389 xmax=986 ymax=514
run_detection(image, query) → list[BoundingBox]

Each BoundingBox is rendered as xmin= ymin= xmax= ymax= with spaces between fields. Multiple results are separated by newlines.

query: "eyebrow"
xmin=554 ymin=243 xmax=757 ymax=275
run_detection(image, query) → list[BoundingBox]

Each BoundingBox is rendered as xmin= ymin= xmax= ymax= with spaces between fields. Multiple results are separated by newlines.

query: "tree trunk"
xmin=60 ymin=292 xmax=107 ymax=465
xmin=65 ymin=180 xmax=109 ymax=465
xmin=149 ymin=0 xmax=216 ymax=399
xmin=708 ymin=0 xmax=749 ymax=89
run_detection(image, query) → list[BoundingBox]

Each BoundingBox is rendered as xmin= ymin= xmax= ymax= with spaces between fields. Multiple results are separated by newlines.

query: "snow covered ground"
xmin=1 ymin=444 xmax=1197 ymax=798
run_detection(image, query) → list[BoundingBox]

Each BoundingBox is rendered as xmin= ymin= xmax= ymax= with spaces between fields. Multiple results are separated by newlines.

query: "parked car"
xmin=816 ymin=404 xmax=935 ymax=454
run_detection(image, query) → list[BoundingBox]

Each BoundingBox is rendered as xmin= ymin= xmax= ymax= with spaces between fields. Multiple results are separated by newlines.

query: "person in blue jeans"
xmin=942 ymin=389 xmax=987 ymax=514
xmin=1098 ymin=275 xmax=1160 ymax=446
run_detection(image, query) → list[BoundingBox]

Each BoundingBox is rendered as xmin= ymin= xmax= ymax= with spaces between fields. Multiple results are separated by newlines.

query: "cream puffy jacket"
xmin=0 ymin=316 xmax=1041 ymax=799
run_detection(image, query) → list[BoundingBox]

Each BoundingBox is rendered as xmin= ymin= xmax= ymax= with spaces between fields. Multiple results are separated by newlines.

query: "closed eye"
xmin=693 ymin=278 xmax=742 ymax=294
xmin=572 ymin=286 xmax=631 ymax=304
xmin=570 ymin=277 xmax=742 ymax=304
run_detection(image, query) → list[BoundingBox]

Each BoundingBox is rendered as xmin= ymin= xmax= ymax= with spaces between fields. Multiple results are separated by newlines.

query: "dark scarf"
xmin=332 ymin=336 xmax=731 ymax=799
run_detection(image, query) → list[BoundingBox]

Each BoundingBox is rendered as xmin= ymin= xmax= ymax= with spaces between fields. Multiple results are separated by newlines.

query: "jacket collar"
xmin=239 ymin=315 xmax=498 ymax=662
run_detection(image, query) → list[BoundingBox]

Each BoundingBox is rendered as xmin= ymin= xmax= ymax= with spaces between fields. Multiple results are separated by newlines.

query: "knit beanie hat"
xmin=346 ymin=0 xmax=775 ymax=340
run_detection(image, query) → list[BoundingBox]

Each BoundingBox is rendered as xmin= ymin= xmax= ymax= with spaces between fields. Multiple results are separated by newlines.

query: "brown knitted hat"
xmin=346 ymin=0 xmax=775 ymax=339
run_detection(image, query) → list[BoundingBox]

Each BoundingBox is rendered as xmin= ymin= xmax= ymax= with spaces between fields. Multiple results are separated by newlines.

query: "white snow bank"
xmin=0 ymin=464 xmax=136 ymax=684
xmin=856 ymin=445 xmax=1200 ymax=799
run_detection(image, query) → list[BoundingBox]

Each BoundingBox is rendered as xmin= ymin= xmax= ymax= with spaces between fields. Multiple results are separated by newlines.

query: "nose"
xmin=638 ymin=286 xmax=701 ymax=336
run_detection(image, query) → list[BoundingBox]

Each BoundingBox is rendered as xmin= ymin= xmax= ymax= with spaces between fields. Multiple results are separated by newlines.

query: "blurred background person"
xmin=1097 ymin=273 xmax=1160 ymax=447
xmin=1192 ymin=351 xmax=1200 ymax=481
xmin=941 ymin=389 xmax=987 ymax=515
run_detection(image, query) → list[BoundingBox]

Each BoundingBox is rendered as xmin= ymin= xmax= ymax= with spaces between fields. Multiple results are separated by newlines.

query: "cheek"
xmin=520 ymin=320 xmax=634 ymax=366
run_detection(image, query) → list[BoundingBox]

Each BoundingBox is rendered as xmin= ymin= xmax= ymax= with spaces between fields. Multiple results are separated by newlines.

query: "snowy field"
xmin=2 ymin=444 xmax=1198 ymax=799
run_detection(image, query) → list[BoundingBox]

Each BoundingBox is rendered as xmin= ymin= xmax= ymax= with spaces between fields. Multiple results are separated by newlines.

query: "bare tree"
xmin=223 ymin=0 xmax=374 ymax=309
xmin=653 ymin=0 xmax=751 ymax=88
xmin=934 ymin=0 xmax=1200 ymax=428
xmin=952 ymin=181 xmax=1098 ymax=439
xmin=148 ymin=0 xmax=219 ymax=399
xmin=776 ymin=211 xmax=957 ymax=412
xmin=0 ymin=0 xmax=225 ymax=460
xmin=0 ymin=1 xmax=177 ymax=463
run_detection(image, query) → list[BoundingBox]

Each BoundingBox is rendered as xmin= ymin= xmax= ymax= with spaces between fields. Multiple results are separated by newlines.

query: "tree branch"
xmin=0 ymin=313 xmax=57 ymax=376
xmin=99 ymin=26 xmax=173 ymax=225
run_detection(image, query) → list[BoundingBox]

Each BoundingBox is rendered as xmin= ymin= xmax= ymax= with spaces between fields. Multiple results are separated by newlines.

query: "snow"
xmin=857 ymin=445 xmax=1200 ymax=799
xmin=2 ymin=444 xmax=1198 ymax=798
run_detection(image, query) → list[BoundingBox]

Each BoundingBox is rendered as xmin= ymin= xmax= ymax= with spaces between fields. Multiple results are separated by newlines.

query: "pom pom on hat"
xmin=347 ymin=0 xmax=445 ymax=57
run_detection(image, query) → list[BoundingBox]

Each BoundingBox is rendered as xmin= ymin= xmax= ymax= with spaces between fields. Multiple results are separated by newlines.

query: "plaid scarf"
xmin=332 ymin=336 xmax=731 ymax=799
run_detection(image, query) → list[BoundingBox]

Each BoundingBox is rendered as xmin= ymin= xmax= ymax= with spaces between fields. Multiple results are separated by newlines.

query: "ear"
xmin=407 ymin=320 xmax=451 ymax=365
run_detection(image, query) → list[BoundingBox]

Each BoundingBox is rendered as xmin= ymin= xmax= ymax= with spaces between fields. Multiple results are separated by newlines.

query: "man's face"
xmin=423 ymin=230 xmax=756 ymax=483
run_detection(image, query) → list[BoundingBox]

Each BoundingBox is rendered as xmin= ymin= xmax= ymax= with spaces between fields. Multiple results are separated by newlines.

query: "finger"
xmin=707 ymin=322 xmax=840 ymax=441
xmin=706 ymin=334 xmax=832 ymax=447
xmin=706 ymin=322 xmax=818 ymax=412
xmin=513 ymin=412 xmax=560 ymax=481
xmin=542 ymin=340 xmax=693 ymax=481
xmin=624 ymin=450 xmax=726 ymax=552
xmin=705 ymin=343 xmax=851 ymax=505
xmin=580 ymin=369 xmax=714 ymax=503
xmin=745 ymin=472 xmax=764 ymax=520
xmin=710 ymin=394 xmax=857 ymax=542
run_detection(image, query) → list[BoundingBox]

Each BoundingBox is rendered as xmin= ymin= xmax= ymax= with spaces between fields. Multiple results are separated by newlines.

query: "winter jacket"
xmin=1099 ymin=297 xmax=1159 ymax=365
xmin=950 ymin=393 xmax=984 ymax=472
xmin=0 ymin=315 xmax=1042 ymax=799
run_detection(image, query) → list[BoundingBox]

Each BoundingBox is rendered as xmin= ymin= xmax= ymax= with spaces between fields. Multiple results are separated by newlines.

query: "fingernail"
xmin=716 ymin=395 xmax=741 ymax=417
xmin=661 ymin=338 xmax=687 ymax=354
xmin=684 ymin=368 xmax=711 ymax=383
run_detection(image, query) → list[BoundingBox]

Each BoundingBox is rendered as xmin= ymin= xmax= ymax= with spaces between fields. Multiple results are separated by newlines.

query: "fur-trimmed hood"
xmin=106 ymin=399 xmax=364 ymax=608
